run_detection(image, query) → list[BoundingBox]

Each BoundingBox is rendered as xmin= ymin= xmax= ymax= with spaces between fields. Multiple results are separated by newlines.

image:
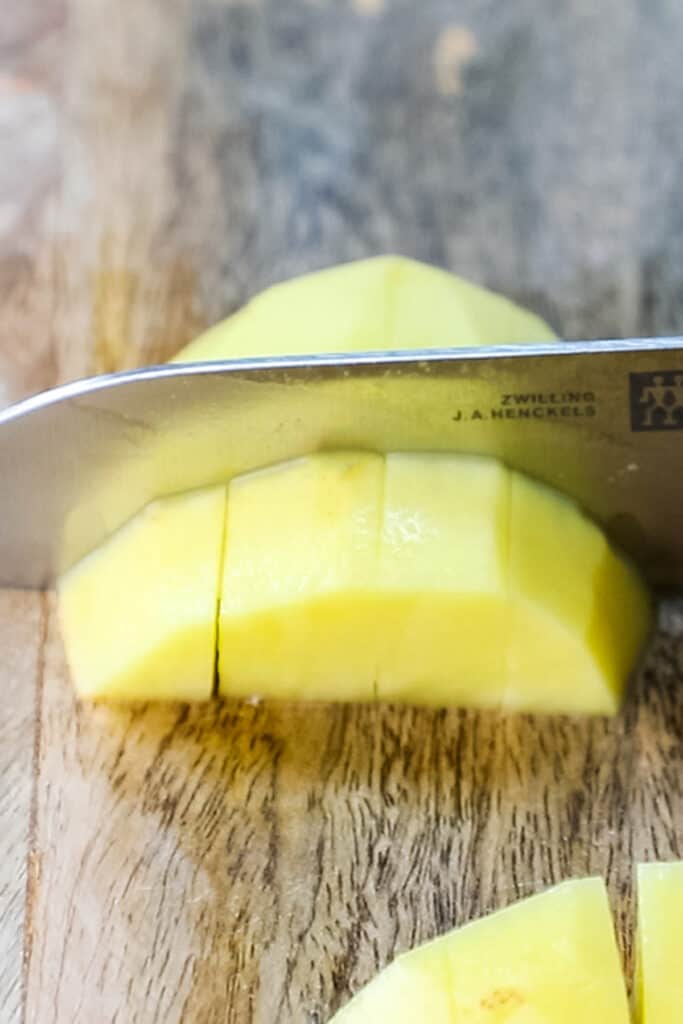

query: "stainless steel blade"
xmin=1 ymin=338 xmax=682 ymax=588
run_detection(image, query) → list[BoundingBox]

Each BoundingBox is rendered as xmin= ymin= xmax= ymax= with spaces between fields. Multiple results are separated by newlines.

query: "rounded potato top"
xmin=173 ymin=255 xmax=557 ymax=362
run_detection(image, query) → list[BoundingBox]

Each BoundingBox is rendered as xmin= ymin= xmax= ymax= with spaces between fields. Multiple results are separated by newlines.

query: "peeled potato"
xmin=636 ymin=861 xmax=683 ymax=1024
xmin=330 ymin=877 xmax=630 ymax=1023
xmin=57 ymin=262 xmax=649 ymax=712
xmin=172 ymin=255 xmax=556 ymax=363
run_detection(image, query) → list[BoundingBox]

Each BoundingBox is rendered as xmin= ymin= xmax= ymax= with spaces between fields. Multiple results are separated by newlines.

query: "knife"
xmin=1 ymin=337 xmax=682 ymax=589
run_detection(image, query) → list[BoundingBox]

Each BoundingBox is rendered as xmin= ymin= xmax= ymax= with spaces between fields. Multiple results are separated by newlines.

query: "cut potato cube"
xmin=330 ymin=877 xmax=630 ymax=1023
xmin=173 ymin=256 xmax=556 ymax=363
xmin=58 ymin=486 xmax=227 ymax=701
xmin=636 ymin=861 xmax=683 ymax=1023
xmin=375 ymin=453 xmax=510 ymax=708
xmin=219 ymin=451 xmax=383 ymax=701
xmin=506 ymin=474 xmax=652 ymax=714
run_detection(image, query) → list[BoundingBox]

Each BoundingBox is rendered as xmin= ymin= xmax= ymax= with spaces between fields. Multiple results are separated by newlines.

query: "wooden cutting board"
xmin=1 ymin=3 xmax=682 ymax=1021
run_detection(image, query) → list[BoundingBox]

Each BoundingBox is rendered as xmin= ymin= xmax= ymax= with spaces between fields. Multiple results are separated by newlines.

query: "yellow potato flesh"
xmin=506 ymin=473 xmax=652 ymax=715
xmin=375 ymin=453 xmax=509 ymax=708
xmin=636 ymin=861 xmax=683 ymax=1023
xmin=58 ymin=486 xmax=226 ymax=701
xmin=388 ymin=256 xmax=556 ymax=349
xmin=331 ymin=938 xmax=453 ymax=1023
xmin=219 ymin=451 xmax=383 ymax=702
xmin=330 ymin=878 xmax=630 ymax=1023
xmin=172 ymin=255 xmax=556 ymax=363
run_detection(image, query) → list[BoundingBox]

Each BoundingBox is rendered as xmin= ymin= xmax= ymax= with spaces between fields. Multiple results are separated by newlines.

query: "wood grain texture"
xmin=0 ymin=3 xmax=63 ymax=1020
xmin=0 ymin=592 xmax=45 ymax=1024
xmin=1 ymin=1 xmax=683 ymax=1021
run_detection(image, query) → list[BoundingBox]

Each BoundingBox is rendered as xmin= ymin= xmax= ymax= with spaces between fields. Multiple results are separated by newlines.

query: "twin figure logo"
xmin=629 ymin=371 xmax=683 ymax=431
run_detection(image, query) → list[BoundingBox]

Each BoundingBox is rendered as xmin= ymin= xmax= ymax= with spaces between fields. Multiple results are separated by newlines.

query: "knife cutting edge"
xmin=0 ymin=337 xmax=682 ymax=589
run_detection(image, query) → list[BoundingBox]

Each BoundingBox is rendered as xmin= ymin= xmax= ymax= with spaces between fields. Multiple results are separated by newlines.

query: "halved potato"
xmin=330 ymin=877 xmax=630 ymax=1023
xmin=636 ymin=861 xmax=683 ymax=1023
xmin=58 ymin=486 xmax=227 ymax=701
xmin=58 ymin=262 xmax=650 ymax=712
xmin=57 ymin=450 xmax=649 ymax=711
xmin=172 ymin=255 xmax=556 ymax=363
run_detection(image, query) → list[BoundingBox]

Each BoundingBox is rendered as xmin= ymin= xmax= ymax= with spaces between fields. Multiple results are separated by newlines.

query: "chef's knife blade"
xmin=1 ymin=337 xmax=682 ymax=589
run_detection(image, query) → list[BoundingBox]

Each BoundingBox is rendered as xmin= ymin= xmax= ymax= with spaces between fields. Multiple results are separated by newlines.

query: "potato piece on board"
xmin=330 ymin=877 xmax=630 ymax=1024
xmin=219 ymin=451 xmax=383 ymax=702
xmin=58 ymin=486 xmax=227 ymax=701
xmin=375 ymin=452 xmax=510 ymax=709
xmin=506 ymin=472 xmax=651 ymax=715
xmin=636 ymin=861 xmax=683 ymax=1024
